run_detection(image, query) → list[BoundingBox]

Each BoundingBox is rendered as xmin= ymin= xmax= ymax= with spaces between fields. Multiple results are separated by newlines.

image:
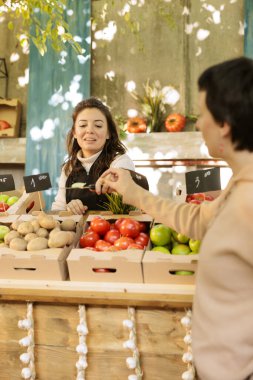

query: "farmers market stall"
xmin=0 ymin=210 xmax=195 ymax=380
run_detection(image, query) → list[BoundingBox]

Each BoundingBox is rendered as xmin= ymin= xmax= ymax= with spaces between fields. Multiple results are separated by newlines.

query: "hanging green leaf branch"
xmin=0 ymin=0 xmax=83 ymax=55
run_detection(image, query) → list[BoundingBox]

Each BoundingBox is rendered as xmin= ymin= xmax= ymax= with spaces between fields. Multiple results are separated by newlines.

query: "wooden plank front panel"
xmin=0 ymin=303 xmax=187 ymax=379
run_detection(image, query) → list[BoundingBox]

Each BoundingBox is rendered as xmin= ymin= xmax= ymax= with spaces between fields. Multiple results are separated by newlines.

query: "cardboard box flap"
xmin=87 ymin=213 xmax=153 ymax=223
xmin=19 ymin=213 xmax=83 ymax=223
xmin=143 ymin=250 xmax=199 ymax=263
xmin=6 ymin=191 xmax=44 ymax=215
xmin=99 ymin=209 xmax=144 ymax=216
xmin=0 ymin=99 xmax=20 ymax=107
xmin=0 ymin=214 xmax=19 ymax=223
xmin=68 ymin=249 xmax=143 ymax=263
xmin=0 ymin=247 xmax=66 ymax=260
xmin=67 ymin=248 xmax=144 ymax=283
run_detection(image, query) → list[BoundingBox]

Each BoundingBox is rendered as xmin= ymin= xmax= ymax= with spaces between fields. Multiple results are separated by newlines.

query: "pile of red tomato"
xmin=185 ymin=192 xmax=214 ymax=204
xmin=79 ymin=216 xmax=150 ymax=251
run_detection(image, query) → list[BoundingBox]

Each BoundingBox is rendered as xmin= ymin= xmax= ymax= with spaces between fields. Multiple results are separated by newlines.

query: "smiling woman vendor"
xmin=51 ymin=97 xmax=135 ymax=214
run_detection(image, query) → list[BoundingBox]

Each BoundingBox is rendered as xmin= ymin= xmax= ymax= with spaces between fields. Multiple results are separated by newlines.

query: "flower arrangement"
xmin=127 ymin=80 xmax=180 ymax=132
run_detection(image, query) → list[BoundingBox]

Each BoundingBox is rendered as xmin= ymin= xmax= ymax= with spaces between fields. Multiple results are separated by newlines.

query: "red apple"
xmin=189 ymin=199 xmax=201 ymax=204
xmin=186 ymin=194 xmax=193 ymax=203
xmin=204 ymin=194 xmax=215 ymax=201
xmin=0 ymin=202 xmax=10 ymax=212
xmin=93 ymin=268 xmax=111 ymax=273
xmin=191 ymin=193 xmax=205 ymax=202
xmin=0 ymin=120 xmax=11 ymax=130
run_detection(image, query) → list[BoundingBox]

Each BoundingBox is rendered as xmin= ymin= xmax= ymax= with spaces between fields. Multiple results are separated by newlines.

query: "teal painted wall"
xmin=26 ymin=0 xmax=91 ymax=209
xmin=245 ymin=0 xmax=253 ymax=58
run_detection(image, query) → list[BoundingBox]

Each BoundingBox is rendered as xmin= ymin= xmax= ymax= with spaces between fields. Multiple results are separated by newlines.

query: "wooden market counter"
xmin=0 ymin=279 xmax=194 ymax=379
xmin=0 ymin=279 xmax=194 ymax=307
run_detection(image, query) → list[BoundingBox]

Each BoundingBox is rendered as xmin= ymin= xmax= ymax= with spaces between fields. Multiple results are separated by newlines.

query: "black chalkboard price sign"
xmin=0 ymin=174 xmax=15 ymax=192
xmin=23 ymin=173 xmax=52 ymax=193
xmin=185 ymin=167 xmax=221 ymax=194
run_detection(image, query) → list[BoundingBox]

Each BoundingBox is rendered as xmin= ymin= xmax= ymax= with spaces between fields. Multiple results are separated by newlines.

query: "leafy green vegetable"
xmin=102 ymin=193 xmax=136 ymax=214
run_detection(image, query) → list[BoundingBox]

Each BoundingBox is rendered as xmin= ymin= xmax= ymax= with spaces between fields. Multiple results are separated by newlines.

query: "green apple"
xmin=175 ymin=270 xmax=194 ymax=275
xmin=171 ymin=235 xmax=179 ymax=248
xmin=177 ymin=233 xmax=189 ymax=244
xmin=0 ymin=194 xmax=9 ymax=203
xmin=6 ymin=196 xmax=19 ymax=206
xmin=150 ymin=224 xmax=171 ymax=246
xmin=0 ymin=225 xmax=10 ymax=240
xmin=171 ymin=244 xmax=191 ymax=255
xmin=172 ymin=230 xmax=189 ymax=244
xmin=189 ymin=238 xmax=201 ymax=253
xmin=152 ymin=246 xmax=170 ymax=254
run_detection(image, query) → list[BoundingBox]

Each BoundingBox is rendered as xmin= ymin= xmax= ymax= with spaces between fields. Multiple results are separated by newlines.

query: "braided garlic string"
xmin=76 ymin=305 xmax=88 ymax=380
xmin=123 ymin=307 xmax=143 ymax=380
xmin=18 ymin=302 xmax=36 ymax=380
xmin=181 ymin=309 xmax=195 ymax=380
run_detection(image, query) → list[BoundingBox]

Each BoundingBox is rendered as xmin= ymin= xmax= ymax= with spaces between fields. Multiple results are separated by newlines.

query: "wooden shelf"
xmin=0 ymin=279 xmax=194 ymax=308
xmin=124 ymin=132 xmax=227 ymax=166
xmin=0 ymin=133 xmax=227 ymax=166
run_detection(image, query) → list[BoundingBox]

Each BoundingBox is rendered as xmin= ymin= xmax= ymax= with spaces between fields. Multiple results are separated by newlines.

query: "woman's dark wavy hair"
xmin=64 ymin=97 xmax=126 ymax=177
xmin=198 ymin=56 xmax=253 ymax=152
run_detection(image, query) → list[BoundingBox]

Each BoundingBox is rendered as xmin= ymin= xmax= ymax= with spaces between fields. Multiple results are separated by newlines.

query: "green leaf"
xmin=1 ymin=0 xmax=83 ymax=56
xmin=7 ymin=21 xmax=14 ymax=30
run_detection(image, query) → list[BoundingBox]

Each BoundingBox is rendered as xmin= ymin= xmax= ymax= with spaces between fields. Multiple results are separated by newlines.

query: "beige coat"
xmin=124 ymin=164 xmax=253 ymax=380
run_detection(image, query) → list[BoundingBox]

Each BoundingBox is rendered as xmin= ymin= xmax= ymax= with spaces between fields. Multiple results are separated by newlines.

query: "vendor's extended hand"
xmin=67 ymin=199 xmax=88 ymax=215
xmin=95 ymin=168 xmax=135 ymax=196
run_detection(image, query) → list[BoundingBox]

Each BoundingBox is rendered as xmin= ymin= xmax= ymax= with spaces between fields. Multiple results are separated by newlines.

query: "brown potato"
xmin=48 ymin=231 xmax=69 ymax=248
xmin=60 ymin=219 xmax=76 ymax=232
xmin=39 ymin=215 xmax=57 ymax=230
xmin=17 ymin=222 xmax=34 ymax=236
xmin=11 ymin=220 xmax=22 ymax=231
xmin=4 ymin=230 xmax=20 ymax=245
xmin=49 ymin=227 xmax=61 ymax=238
xmin=31 ymin=220 xmax=40 ymax=233
xmin=36 ymin=228 xmax=49 ymax=238
xmin=27 ymin=237 xmax=48 ymax=251
xmin=9 ymin=238 xmax=27 ymax=251
xmin=24 ymin=233 xmax=37 ymax=242
xmin=66 ymin=231 xmax=75 ymax=245
xmin=37 ymin=211 xmax=47 ymax=221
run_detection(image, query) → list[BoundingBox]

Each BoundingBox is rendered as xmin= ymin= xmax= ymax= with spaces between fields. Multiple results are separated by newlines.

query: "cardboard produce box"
xmin=9 ymin=191 xmax=45 ymax=215
xmin=143 ymin=219 xmax=199 ymax=285
xmin=142 ymin=249 xmax=199 ymax=285
xmin=0 ymin=214 xmax=83 ymax=280
xmin=0 ymin=99 xmax=21 ymax=137
xmin=68 ymin=249 xmax=144 ymax=283
xmin=67 ymin=213 xmax=153 ymax=283
xmin=0 ymin=190 xmax=45 ymax=215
